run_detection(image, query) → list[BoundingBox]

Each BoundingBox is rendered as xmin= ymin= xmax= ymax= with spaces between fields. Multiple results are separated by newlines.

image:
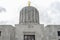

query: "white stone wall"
xmin=15 ymin=24 xmax=44 ymax=40
xmin=45 ymin=25 xmax=60 ymax=40
xmin=0 ymin=25 xmax=15 ymax=40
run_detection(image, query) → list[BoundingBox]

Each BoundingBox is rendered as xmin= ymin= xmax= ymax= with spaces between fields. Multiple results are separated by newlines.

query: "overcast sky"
xmin=0 ymin=0 xmax=60 ymax=26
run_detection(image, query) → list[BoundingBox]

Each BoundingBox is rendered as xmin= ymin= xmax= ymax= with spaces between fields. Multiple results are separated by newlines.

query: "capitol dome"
xmin=19 ymin=6 xmax=39 ymax=24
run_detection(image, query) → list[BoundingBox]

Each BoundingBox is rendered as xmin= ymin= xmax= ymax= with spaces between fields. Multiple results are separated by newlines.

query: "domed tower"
xmin=19 ymin=1 xmax=39 ymax=24
xmin=15 ymin=1 xmax=44 ymax=40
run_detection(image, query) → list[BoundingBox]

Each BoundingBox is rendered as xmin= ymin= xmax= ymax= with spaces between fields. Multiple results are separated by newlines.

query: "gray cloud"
xmin=0 ymin=7 xmax=6 ymax=13
xmin=40 ymin=1 xmax=60 ymax=25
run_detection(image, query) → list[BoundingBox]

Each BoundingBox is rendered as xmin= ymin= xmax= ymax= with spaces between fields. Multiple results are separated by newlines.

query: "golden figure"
xmin=28 ymin=0 xmax=31 ymax=6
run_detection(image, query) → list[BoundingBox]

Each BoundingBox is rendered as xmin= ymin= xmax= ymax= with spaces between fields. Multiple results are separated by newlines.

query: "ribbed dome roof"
xmin=19 ymin=6 xmax=39 ymax=24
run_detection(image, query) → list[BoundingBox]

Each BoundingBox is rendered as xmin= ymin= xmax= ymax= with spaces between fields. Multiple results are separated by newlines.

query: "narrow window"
xmin=58 ymin=31 xmax=60 ymax=36
xmin=24 ymin=35 xmax=35 ymax=40
xmin=0 ymin=31 xmax=1 ymax=36
xmin=59 ymin=39 xmax=60 ymax=40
